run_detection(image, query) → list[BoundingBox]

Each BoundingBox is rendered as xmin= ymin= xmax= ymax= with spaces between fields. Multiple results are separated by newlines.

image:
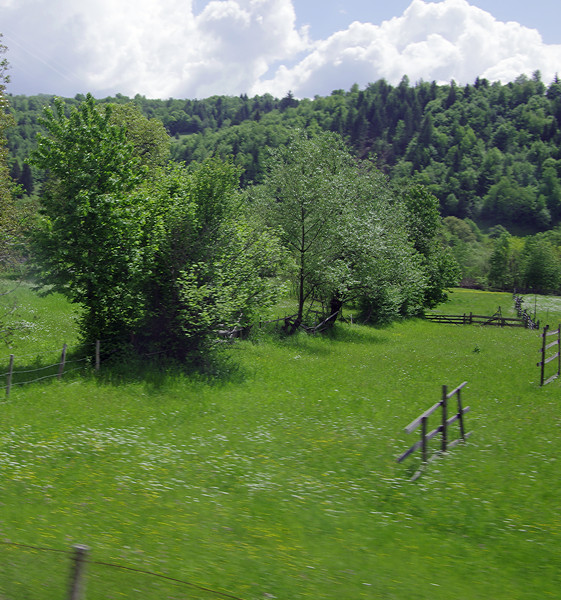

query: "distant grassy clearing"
xmin=0 ymin=288 xmax=560 ymax=599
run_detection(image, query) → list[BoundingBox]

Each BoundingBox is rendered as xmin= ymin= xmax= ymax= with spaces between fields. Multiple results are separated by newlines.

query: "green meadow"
xmin=0 ymin=286 xmax=560 ymax=599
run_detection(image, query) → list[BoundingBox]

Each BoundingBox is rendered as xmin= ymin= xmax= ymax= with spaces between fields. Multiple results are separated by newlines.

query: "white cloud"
xmin=253 ymin=0 xmax=561 ymax=97
xmin=2 ymin=0 xmax=309 ymax=98
xmin=1 ymin=0 xmax=560 ymax=99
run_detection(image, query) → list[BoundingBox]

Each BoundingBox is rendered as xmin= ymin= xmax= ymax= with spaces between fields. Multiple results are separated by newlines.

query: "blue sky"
xmin=1 ymin=0 xmax=560 ymax=99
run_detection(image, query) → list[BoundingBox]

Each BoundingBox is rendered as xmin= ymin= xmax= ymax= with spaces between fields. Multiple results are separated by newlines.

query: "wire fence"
xmin=0 ymin=541 xmax=245 ymax=600
xmin=1 ymin=311 xmax=330 ymax=397
xmin=1 ymin=342 xmax=94 ymax=397
xmin=0 ymin=337 xmax=177 ymax=397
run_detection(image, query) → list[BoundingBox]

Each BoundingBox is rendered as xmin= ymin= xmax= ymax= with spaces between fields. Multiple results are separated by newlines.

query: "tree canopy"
xmin=29 ymin=95 xmax=285 ymax=357
xmin=0 ymin=34 xmax=18 ymax=270
xmin=256 ymin=130 xmax=453 ymax=329
xmin=8 ymin=73 xmax=561 ymax=236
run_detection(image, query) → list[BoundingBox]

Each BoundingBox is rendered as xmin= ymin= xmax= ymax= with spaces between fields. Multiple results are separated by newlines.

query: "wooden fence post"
xmin=441 ymin=385 xmax=448 ymax=452
xmin=95 ymin=340 xmax=100 ymax=372
xmin=398 ymin=382 xmax=470 ymax=473
xmin=457 ymin=385 xmax=466 ymax=440
xmin=540 ymin=325 xmax=549 ymax=386
xmin=6 ymin=354 xmax=14 ymax=397
xmin=58 ymin=344 xmax=67 ymax=380
xmin=67 ymin=544 xmax=89 ymax=600
xmin=421 ymin=416 xmax=428 ymax=463
xmin=557 ymin=324 xmax=561 ymax=377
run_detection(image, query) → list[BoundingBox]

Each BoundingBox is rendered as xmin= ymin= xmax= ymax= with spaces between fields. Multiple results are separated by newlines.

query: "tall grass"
xmin=0 ymin=288 xmax=560 ymax=599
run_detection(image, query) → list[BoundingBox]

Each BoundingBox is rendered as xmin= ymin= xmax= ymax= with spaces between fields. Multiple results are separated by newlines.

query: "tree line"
xmin=7 ymin=72 xmax=561 ymax=236
xmin=443 ymin=216 xmax=561 ymax=294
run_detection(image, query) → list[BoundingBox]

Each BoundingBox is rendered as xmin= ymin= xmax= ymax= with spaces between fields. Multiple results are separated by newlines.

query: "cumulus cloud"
xmin=1 ymin=0 xmax=560 ymax=99
xmin=253 ymin=0 xmax=561 ymax=97
xmin=2 ymin=0 xmax=310 ymax=98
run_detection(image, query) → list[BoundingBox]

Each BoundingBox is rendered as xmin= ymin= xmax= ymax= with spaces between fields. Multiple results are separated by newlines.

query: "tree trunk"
xmin=290 ymin=241 xmax=306 ymax=334
xmin=327 ymin=295 xmax=343 ymax=327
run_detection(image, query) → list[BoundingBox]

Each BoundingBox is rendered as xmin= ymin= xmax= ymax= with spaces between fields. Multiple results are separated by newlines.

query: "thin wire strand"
xmin=87 ymin=559 xmax=245 ymax=600
xmin=11 ymin=362 xmax=62 ymax=375
xmin=0 ymin=365 xmax=87 ymax=390
xmin=0 ymin=541 xmax=245 ymax=600
xmin=0 ymin=340 xmax=97 ymax=363
xmin=9 ymin=356 xmax=88 ymax=375
xmin=0 ymin=541 xmax=70 ymax=555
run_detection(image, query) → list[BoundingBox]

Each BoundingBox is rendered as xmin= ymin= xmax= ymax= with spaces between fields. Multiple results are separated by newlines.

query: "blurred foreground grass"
xmin=0 ymin=287 xmax=559 ymax=599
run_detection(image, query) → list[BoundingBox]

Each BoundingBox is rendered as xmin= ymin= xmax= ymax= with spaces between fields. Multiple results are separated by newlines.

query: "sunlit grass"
xmin=1 ymin=279 xmax=81 ymax=354
xmin=0 ymin=287 xmax=560 ymax=599
xmin=430 ymin=287 xmax=516 ymax=317
xmin=520 ymin=292 xmax=561 ymax=327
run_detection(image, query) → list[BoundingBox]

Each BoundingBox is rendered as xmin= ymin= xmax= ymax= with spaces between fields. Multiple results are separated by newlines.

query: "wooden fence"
xmin=425 ymin=308 xmax=528 ymax=327
xmin=513 ymin=294 xmax=540 ymax=329
xmin=537 ymin=324 xmax=561 ymax=386
xmin=397 ymin=382 xmax=471 ymax=480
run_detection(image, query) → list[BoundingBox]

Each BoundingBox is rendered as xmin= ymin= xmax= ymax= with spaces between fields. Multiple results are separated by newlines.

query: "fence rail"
xmin=537 ymin=324 xmax=561 ymax=386
xmin=513 ymin=294 xmax=540 ymax=329
xmin=427 ymin=297 xmax=541 ymax=330
xmin=397 ymin=382 xmax=471 ymax=480
xmin=425 ymin=311 xmax=528 ymax=327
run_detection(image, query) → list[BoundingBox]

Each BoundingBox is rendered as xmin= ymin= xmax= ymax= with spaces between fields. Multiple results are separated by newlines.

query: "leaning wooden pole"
xmin=557 ymin=323 xmax=561 ymax=377
xmin=540 ymin=325 xmax=549 ymax=386
xmin=95 ymin=340 xmax=101 ymax=372
xmin=456 ymin=386 xmax=465 ymax=440
xmin=67 ymin=544 xmax=90 ymax=600
xmin=421 ymin=416 xmax=428 ymax=463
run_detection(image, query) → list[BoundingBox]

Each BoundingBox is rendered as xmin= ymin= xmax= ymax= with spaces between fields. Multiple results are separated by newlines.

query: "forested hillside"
xmin=7 ymin=71 xmax=561 ymax=234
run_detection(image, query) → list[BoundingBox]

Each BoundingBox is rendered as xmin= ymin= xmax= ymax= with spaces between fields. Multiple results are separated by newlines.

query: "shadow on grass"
xmin=2 ymin=320 xmax=396 ymax=396
xmin=1 ymin=346 xmax=93 ymax=394
xmin=251 ymin=321 xmax=391 ymax=350
xmin=324 ymin=323 xmax=392 ymax=344
xmin=90 ymin=349 xmax=249 ymax=392
xmin=1 ymin=343 xmax=250 ymax=396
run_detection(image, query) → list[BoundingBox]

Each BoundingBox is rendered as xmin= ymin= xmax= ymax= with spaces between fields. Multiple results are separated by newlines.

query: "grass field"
xmin=0 ymin=285 xmax=560 ymax=599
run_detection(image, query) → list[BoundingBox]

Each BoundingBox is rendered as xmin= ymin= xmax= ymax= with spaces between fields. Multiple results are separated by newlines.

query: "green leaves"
xmin=139 ymin=159 xmax=286 ymax=359
xmin=30 ymin=96 xmax=285 ymax=358
xmin=33 ymin=95 xmax=143 ymax=200
xmin=402 ymin=185 xmax=460 ymax=308
xmin=259 ymin=130 xmax=430 ymax=328
xmin=29 ymin=96 xmax=154 ymax=343
xmin=0 ymin=35 xmax=22 ymax=272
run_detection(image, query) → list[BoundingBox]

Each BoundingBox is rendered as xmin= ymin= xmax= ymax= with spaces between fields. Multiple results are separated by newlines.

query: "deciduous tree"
xmin=30 ymin=94 xmax=152 ymax=343
xmin=0 ymin=34 xmax=17 ymax=270
xmin=402 ymin=185 xmax=460 ymax=307
xmin=137 ymin=159 xmax=286 ymax=359
xmin=258 ymin=130 xmax=429 ymax=329
xmin=31 ymin=95 xmax=284 ymax=358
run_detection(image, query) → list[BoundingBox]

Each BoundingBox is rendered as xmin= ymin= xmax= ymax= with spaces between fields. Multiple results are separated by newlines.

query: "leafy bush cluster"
xmin=439 ymin=214 xmax=561 ymax=294
xmin=29 ymin=96 xmax=286 ymax=358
